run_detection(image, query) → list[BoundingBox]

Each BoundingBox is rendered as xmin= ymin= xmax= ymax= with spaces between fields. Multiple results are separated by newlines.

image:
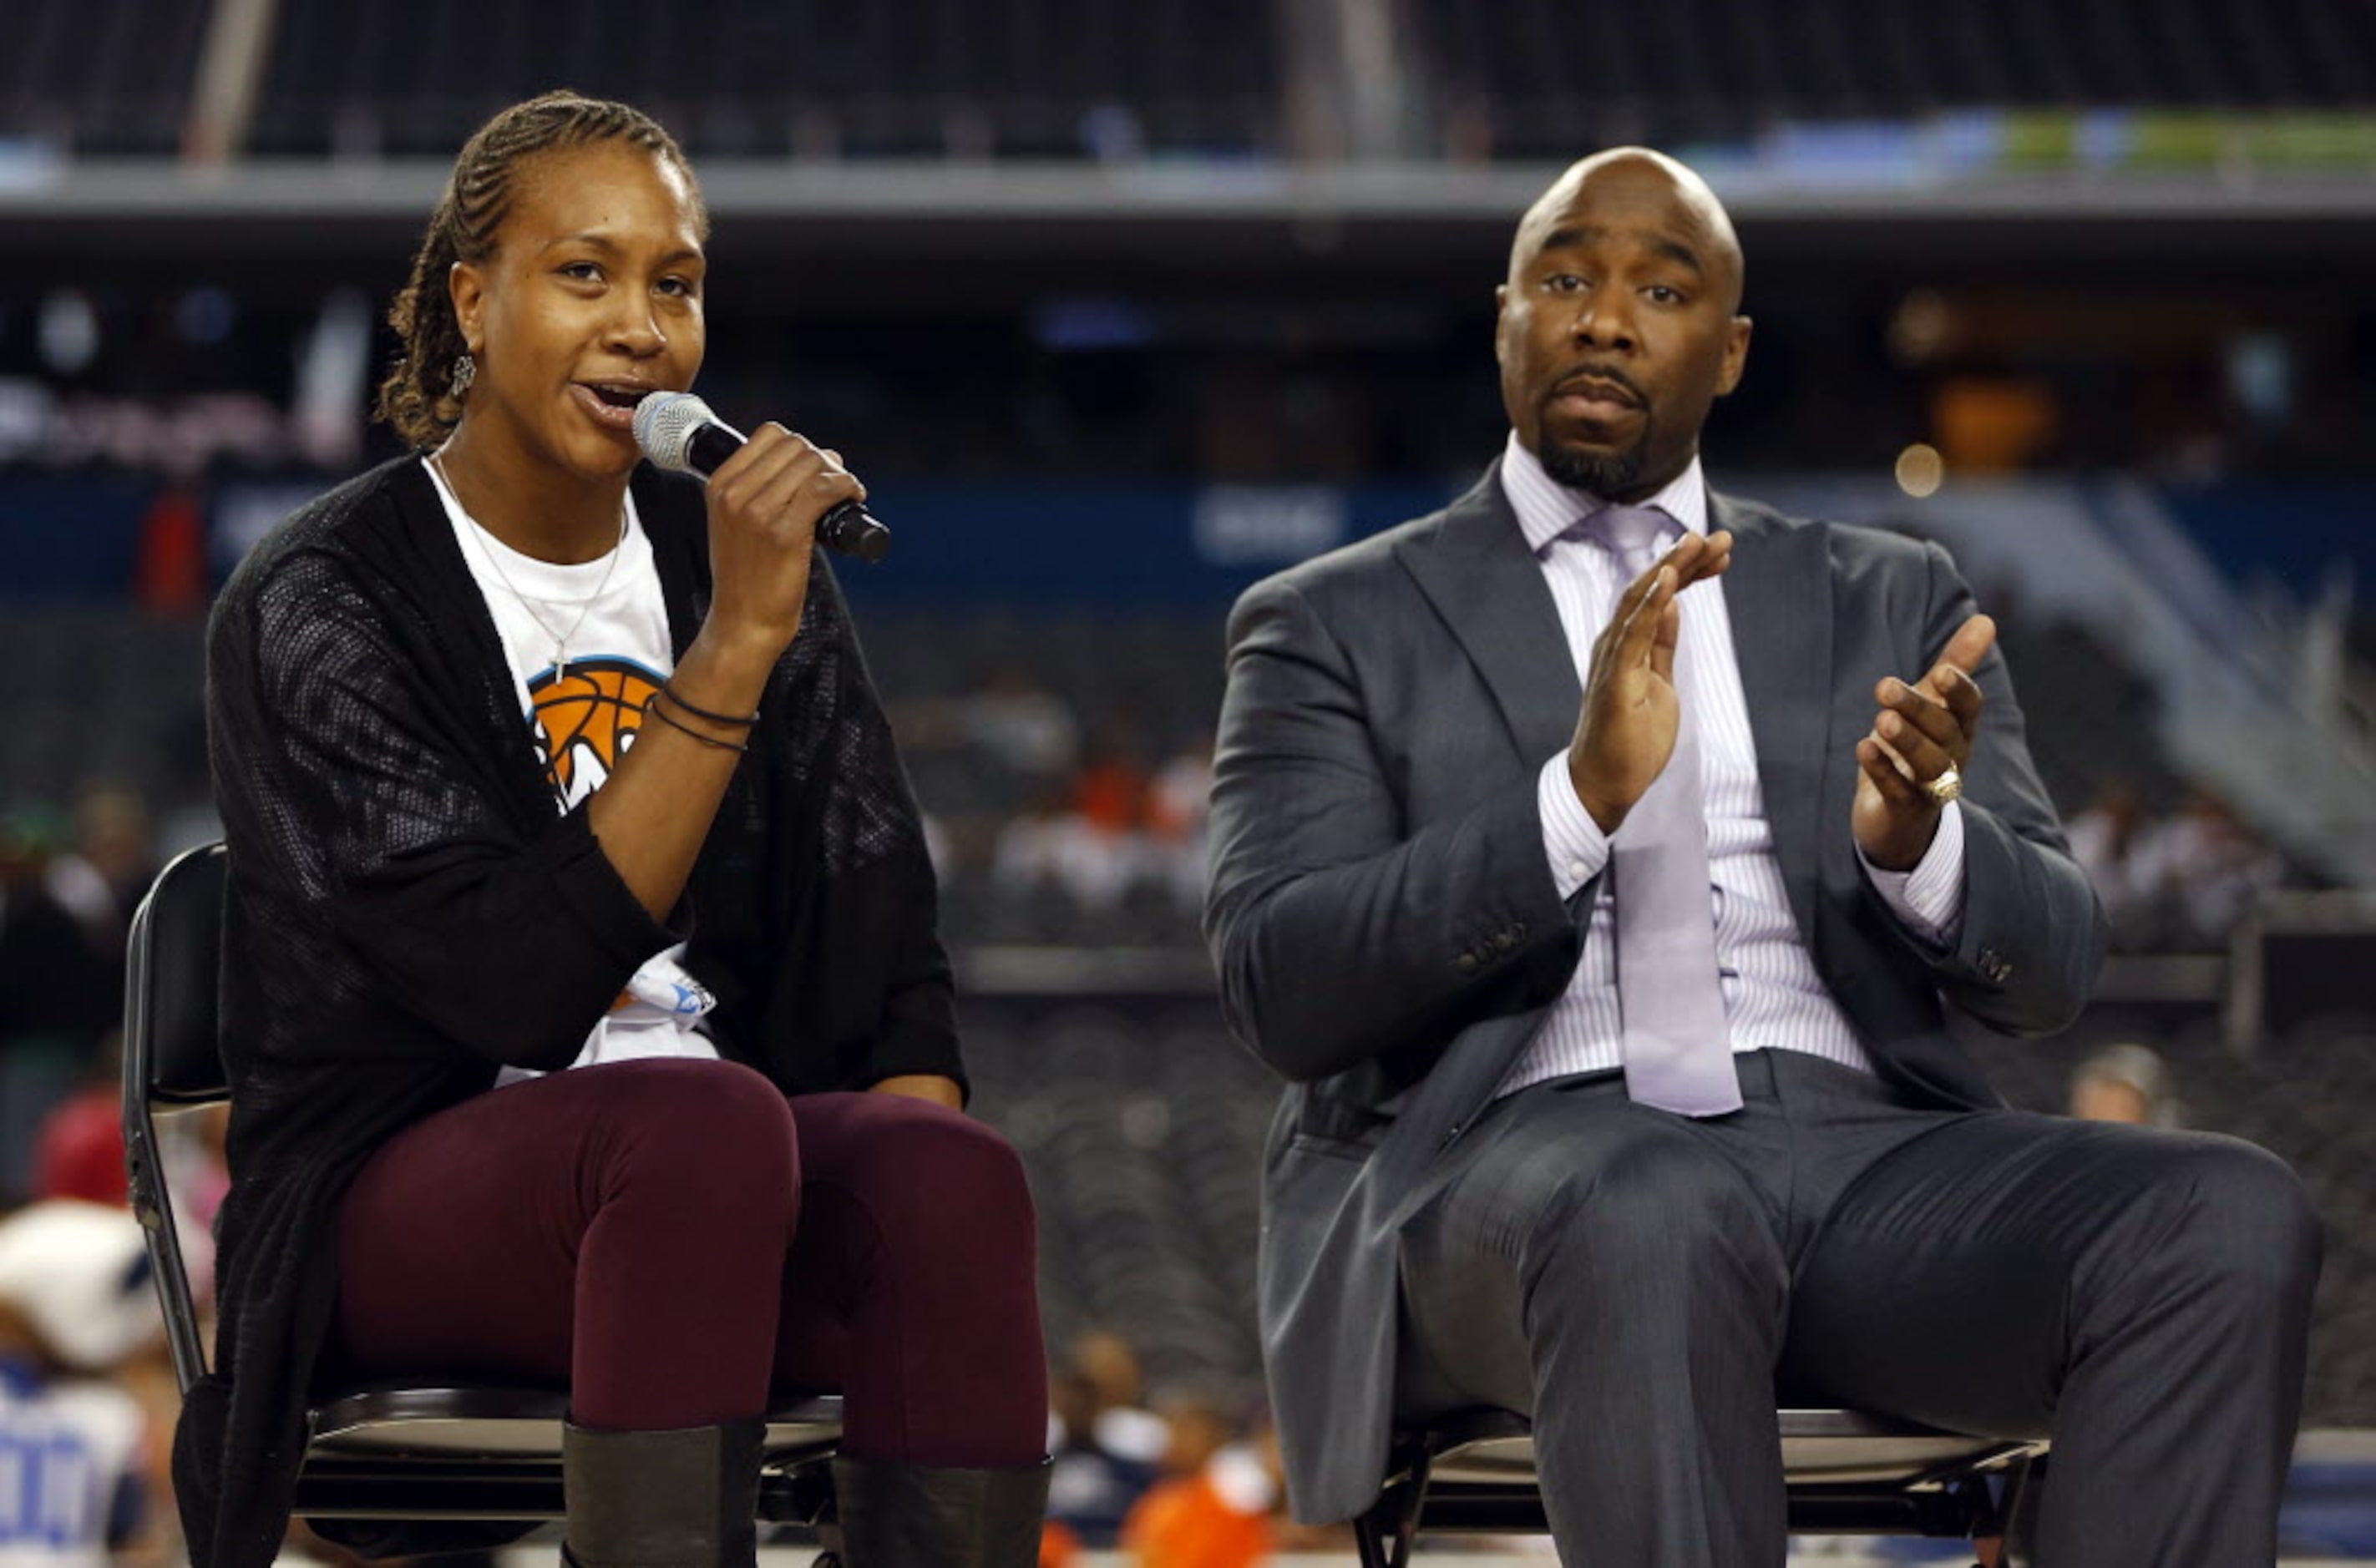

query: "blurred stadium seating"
xmin=1411 ymin=0 xmax=2376 ymax=156
xmin=16 ymin=0 xmax=2376 ymax=165
xmin=245 ymin=0 xmax=1280 ymax=160
xmin=1 ymin=0 xmax=210 ymax=157
xmin=2 ymin=6 xmax=2373 ymax=1552
xmin=6 ymin=0 xmax=1284 ymax=161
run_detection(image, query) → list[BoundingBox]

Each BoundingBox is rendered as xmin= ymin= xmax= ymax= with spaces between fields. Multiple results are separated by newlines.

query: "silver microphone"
xmin=633 ymin=392 xmax=891 ymax=563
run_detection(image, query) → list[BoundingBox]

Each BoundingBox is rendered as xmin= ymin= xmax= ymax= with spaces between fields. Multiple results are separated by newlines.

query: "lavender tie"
xmin=1589 ymin=505 xmax=1743 ymax=1117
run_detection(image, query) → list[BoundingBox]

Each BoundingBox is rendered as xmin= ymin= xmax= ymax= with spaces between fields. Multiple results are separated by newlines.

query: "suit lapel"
xmin=1363 ymin=468 xmax=1573 ymax=1216
xmin=1715 ymin=492 xmax=1833 ymax=953
xmin=1394 ymin=466 xmax=1582 ymax=766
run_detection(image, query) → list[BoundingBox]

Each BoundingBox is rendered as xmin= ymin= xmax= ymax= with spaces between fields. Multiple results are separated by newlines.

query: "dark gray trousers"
xmin=1396 ymin=1049 xmax=2321 ymax=1567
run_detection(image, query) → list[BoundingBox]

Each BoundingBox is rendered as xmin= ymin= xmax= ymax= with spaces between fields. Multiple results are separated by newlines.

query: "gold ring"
xmin=1923 ymin=765 xmax=1963 ymax=805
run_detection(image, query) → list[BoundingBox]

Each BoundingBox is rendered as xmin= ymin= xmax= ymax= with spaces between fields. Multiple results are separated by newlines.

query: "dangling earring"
xmin=448 ymin=352 xmax=476 ymax=399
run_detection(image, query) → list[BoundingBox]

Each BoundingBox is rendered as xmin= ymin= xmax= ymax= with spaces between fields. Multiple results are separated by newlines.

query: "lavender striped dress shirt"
xmin=1494 ymin=432 xmax=1968 ymax=1098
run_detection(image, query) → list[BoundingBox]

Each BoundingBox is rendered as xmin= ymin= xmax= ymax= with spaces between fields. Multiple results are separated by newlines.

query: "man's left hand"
xmin=1852 ymin=614 xmax=1996 ymax=872
xmin=869 ymin=1073 xmax=965 ymax=1110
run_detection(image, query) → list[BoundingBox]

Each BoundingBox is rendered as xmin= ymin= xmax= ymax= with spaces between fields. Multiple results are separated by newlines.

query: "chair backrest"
xmin=120 ymin=841 xmax=228 ymax=1393
xmin=127 ymin=842 xmax=229 ymax=1105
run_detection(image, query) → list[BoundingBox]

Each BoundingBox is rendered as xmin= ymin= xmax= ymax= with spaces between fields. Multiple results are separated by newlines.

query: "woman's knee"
xmin=828 ymin=1099 xmax=1037 ymax=1265
xmin=894 ymin=1105 xmax=1036 ymax=1233
xmin=590 ymin=1060 xmax=798 ymax=1211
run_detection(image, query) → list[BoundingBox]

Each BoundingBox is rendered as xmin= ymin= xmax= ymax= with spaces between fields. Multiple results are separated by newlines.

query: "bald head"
xmin=1509 ymin=148 xmax=1745 ymax=313
xmin=1493 ymin=145 xmax=1754 ymax=501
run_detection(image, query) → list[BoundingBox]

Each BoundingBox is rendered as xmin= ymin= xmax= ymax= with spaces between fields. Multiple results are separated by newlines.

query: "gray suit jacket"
xmin=1203 ymin=464 xmax=2107 ymax=1524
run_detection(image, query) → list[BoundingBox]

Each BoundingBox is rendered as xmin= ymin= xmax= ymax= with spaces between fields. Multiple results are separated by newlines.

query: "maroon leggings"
xmin=334 ymin=1059 xmax=1046 ymax=1468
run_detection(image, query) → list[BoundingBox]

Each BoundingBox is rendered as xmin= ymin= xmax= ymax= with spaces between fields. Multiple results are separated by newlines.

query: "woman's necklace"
xmin=428 ymin=448 xmax=630 ymax=680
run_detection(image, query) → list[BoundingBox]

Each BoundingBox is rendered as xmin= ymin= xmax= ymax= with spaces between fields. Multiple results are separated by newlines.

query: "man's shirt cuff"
xmin=1538 ymin=751 xmax=1611 ymax=901
xmin=1859 ymin=800 xmax=1968 ymax=947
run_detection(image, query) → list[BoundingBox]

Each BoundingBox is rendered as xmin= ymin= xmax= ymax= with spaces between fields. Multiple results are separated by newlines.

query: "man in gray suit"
xmin=1203 ymin=148 xmax=2320 ymax=1566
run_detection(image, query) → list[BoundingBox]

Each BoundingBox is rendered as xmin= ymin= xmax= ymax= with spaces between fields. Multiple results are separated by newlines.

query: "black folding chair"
xmin=120 ymin=842 xmax=846 ymax=1530
xmin=1355 ymin=1404 xmax=2044 ymax=1568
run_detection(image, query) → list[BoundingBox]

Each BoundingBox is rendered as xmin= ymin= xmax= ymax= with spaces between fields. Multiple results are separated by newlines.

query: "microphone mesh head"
xmin=633 ymin=392 xmax=716 ymax=473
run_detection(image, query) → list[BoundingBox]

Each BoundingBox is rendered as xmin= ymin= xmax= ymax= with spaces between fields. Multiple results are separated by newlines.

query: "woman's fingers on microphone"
xmin=702 ymin=426 xmax=868 ymax=564
xmin=736 ymin=438 xmax=868 ymax=542
xmin=705 ymin=422 xmax=797 ymax=502
xmin=745 ymin=443 xmax=830 ymax=531
xmin=813 ymin=448 xmax=867 ymax=503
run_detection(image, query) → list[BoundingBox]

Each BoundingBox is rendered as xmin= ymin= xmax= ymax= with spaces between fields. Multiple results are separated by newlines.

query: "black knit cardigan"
xmin=182 ymin=456 xmax=961 ymax=1568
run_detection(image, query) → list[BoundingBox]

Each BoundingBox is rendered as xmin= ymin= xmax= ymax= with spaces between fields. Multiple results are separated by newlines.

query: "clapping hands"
xmin=1852 ymin=614 xmax=1995 ymax=871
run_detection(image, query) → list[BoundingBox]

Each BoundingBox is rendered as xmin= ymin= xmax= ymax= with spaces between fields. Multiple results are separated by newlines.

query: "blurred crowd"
xmin=890 ymin=672 xmax=1216 ymax=948
xmin=2068 ymin=1042 xmax=2183 ymax=1129
xmin=894 ymin=667 xmax=2310 ymax=959
xmin=0 ymin=783 xmax=225 ymax=1567
xmin=0 ymin=1199 xmax=173 ymax=1568
xmin=2064 ymin=782 xmax=2291 ymax=953
xmin=1 ymin=786 xmax=163 ymax=1206
xmin=1042 ymin=1330 xmax=1336 ymax=1568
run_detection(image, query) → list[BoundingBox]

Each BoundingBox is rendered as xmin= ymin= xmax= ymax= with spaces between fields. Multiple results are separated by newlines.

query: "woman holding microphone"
xmin=191 ymin=92 xmax=1047 ymax=1568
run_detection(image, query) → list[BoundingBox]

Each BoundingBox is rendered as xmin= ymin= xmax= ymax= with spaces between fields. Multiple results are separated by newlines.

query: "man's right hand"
xmin=1567 ymin=529 xmax=1733 ymax=833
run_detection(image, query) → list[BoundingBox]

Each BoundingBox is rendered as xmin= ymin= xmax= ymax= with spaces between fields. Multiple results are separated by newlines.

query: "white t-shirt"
xmin=425 ymin=456 xmax=720 ymax=1080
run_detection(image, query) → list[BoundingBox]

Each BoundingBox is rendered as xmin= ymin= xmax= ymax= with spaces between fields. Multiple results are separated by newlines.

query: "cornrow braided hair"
xmin=375 ymin=91 xmax=707 ymax=450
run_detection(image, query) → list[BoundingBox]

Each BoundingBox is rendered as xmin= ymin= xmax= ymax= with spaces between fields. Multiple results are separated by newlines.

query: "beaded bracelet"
xmin=644 ymin=692 xmax=750 ymax=754
xmin=660 ymin=682 xmax=759 ymax=728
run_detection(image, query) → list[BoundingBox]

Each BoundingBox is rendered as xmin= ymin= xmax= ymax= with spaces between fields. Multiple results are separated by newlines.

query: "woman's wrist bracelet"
xmin=645 ymin=692 xmax=750 ymax=754
xmin=659 ymin=681 xmax=758 ymax=728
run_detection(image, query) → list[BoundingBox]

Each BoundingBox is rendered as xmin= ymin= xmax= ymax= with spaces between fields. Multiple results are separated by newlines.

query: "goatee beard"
xmin=1538 ymin=422 xmax=1653 ymax=500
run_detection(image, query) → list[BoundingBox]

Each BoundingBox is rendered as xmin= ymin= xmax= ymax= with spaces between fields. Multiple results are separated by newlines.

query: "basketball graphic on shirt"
xmin=527 ymin=657 xmax=661 ymax=807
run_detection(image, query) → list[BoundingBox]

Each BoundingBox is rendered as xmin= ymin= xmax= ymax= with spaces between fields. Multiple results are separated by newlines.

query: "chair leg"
xmin=1973 ymin=1451 xmax=2044 ymax=1568
xmin=1353 ymin=1450 xmax=1431 ymax=1568
xmin=1351 ymin=1503 xmax=1395 ymax=1568
xmin=1999 ymin=1453 xmax=2044 ymax=1567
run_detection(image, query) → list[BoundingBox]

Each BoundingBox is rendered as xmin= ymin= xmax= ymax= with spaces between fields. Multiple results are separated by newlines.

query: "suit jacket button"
xmin=1492 ymin=930 xmax=1517 ymax=953
xmin=1455 ymin=953 xmax=1480 ymax=974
